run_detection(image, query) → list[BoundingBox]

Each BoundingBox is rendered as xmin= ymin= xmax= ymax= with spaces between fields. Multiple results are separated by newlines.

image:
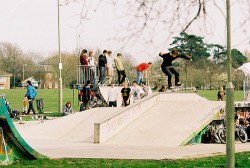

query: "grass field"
xmin=1 ymin=89 xmax=79 ymax=113
xmin=3 ymin=151 xmax=250 ymax=168
xmin=197 ymin=89 xmax=243 ymax=101
xmin=0 ymin=89 xmax=245 ymax=113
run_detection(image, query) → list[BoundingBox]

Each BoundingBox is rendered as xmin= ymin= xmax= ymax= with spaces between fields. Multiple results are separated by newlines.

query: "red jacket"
xmin=80 ymin=54 xmax=90 ymax=66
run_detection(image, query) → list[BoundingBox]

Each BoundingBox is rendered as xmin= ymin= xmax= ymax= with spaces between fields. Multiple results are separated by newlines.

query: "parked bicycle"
xmin=217 ymin=123 xmax=248 ymax=144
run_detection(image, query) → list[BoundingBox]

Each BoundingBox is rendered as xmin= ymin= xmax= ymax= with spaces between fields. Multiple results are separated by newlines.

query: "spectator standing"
xmin=107 ymin=51 xmax=113 ymax=85
xmin=79 ymin=81 xmax=91 ymax=111
xmin=114 ymin=53 xmax=126 ymax=85
xmin=141 ymin=81 xmax=149 ymax=98
xmin=88 ymin=51 xmax=97 ymax=83
xmin=25 ymin=80 xmax=37 ymax=115
xmin=121 ymin=81 xmax=132 ymax=107
xmin=132 ymin=81 xmax=145 ymax=103
xmin=98 ymin=50 xmax=108 ymax=84
xmin=217 ymin=87 xmax=226 ymax=101
xmin=80 ymin=49 xmax=90 ymax=83
xmin=63 ymin=101 xmax=74 ymax=116
xmin=136 ymin=62 xmax=152 ymax=85
xmin=107 ymin=81 xmax=118 ymax=107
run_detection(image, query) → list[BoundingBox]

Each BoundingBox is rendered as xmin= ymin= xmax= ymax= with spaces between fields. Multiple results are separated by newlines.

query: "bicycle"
xmin=217 ymin=123 xmax=248 ymax=144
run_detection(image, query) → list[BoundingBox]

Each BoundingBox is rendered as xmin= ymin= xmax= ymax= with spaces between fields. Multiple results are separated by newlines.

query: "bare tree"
xmin=63 ymin=0 xmax=250 ymax=50
xmin=0 ymin=42 xmax=23 ymax=87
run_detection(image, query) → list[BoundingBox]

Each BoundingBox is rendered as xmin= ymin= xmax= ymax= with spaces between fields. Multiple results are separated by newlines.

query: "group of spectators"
xmin=62 ymin=80 xmax=150 ymax=116
xmin=108 ymin=80 xmax=149 ymax=107
xmin=79 ymin=49 xmax=152 ymax=86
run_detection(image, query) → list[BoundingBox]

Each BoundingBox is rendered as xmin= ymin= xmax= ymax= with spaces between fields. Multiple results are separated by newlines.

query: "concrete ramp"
xmin=18 ymin=107 xmax=123 ymax=143
xmin=94 ymin=92 xmax=224 ymax=145
xmin=0 ymin=98 xmax=46 ymax=165
xmin=106 ymin=99 xmax=224 ymax=147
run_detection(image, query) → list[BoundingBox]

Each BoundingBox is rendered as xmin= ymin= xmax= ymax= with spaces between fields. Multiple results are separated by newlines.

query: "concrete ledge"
xmin=94 ymin=93 xmax=160 ymax=143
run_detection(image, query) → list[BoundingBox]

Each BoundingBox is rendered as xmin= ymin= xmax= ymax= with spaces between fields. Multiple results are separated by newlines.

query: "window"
xmin=0 ymin=85 xmax=4 ymax=89
xmin=55 ymin=82 xmax=58 ymax=89
xmin=49 ymin=82 xmax=52 ymax=89
xmin=49 ymin=73 xmax=52 ymax=78
xmin=0 ymin=77 xmax=5 ymax=83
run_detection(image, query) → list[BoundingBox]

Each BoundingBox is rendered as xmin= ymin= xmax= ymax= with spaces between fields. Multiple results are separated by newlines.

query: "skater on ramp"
xmin=159 ymin=49 xmax=192 ymax=89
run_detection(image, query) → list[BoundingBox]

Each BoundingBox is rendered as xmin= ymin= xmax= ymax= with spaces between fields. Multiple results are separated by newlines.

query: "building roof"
xmin=0 ymin=70 xmax=12 ymax=77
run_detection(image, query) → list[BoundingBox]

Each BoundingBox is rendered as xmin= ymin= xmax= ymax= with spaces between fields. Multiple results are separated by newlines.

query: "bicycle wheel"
xmin=237 ymin=128 xmax=248 ymax=143
xmin=218 ymin=128 xmax=226 ymax=144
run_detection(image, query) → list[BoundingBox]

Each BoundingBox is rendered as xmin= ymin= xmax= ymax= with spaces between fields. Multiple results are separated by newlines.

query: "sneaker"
xmin=175 ymin=82 xmax=183 ymax=87
xmin=167 ymin=86 xmax=175 ymax=89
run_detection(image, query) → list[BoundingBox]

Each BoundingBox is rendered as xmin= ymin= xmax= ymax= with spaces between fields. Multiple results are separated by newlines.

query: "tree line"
xmin=0 ymin=32 xmax=248 ymax=89
xmin=0 ymin=42 xmax=135 ymax=88
xmin=151 ymin=32 xmax=248 ymax=90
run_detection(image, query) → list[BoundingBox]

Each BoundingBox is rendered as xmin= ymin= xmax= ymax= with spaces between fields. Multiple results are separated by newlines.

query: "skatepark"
xmin=2 ymin=89 xmax=250 ymax=165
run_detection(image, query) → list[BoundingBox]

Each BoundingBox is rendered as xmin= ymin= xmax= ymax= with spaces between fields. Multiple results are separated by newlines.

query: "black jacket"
xmin=79 ymin=85 xmax=91 ymax=102
xmin=159 ymin=53 xmax=191 ymax=67
xmin=99 ymin=54 xmax=107 ymax=68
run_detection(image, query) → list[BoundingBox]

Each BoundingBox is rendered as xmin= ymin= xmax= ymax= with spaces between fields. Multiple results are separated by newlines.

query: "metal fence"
xmin=76 ymin=65 xmax=150 ymax=86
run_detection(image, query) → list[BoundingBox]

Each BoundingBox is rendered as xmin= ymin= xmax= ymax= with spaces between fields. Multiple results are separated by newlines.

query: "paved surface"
xmin=15 ymin=93 xmax=250 ymax=160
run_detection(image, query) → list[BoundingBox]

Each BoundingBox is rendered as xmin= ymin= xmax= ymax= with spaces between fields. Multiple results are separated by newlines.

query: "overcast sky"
xmin=0 ymin=0 xmax=249 ymax=63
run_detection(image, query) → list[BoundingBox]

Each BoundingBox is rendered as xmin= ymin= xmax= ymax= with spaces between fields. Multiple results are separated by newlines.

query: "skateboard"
xmin=159 ymin=85 xmax=183 ymax=92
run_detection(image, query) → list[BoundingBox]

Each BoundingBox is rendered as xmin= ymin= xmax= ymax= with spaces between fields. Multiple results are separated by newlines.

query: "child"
xmin=108 ymin=81 xmax=118 ymax=107
xmin=131 ymin=81 xmax=145 ymax=103
xmin=121 ymin=81 xmax=132 ymax=107
xmin=63 ymin=101 xmax=74 ymax=116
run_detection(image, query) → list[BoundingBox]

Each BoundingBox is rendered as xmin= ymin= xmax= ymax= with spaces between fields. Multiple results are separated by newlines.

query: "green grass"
xmin=3 ymin=151 xmax=250 ymax=167
xmin=1 ymin=89 xmax=245 ymax=113
xmin=1 ymin=89 xmax=80 ymax=113
xmin=197 ymin=89 xmax=243 ymax=101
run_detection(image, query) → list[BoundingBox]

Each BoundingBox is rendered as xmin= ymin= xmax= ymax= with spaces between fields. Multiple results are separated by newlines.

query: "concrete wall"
xmin=94 ymin=93 xmax=160 ymax=143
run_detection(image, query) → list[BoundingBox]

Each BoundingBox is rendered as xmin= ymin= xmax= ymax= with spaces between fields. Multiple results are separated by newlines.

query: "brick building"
xmin=0 ymin=71 xmax=12 ymax=89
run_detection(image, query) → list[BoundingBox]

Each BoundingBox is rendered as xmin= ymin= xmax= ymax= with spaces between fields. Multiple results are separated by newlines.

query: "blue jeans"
xmin=99 ymin=67 xmax=106 ymax=84
xmin=137 ymin=70 xmax=143 ymax=85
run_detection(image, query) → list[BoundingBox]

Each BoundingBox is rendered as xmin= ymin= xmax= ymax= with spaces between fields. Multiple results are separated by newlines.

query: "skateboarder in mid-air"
xmin=159 ymin=48 xmax=192 ymax=89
